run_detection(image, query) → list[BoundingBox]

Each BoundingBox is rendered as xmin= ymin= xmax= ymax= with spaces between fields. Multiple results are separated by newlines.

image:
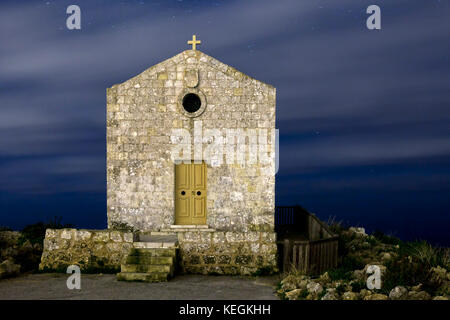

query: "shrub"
xmin=336 ymin=283 xmax=347 ymax=295
xmin=18 ymin=217 xmax=74 ymax=246
xmin=400 ymin=241 xmax=447 ymax=269
xmin=382 ymin=255 xmax=436 ymax=294
xmin=351 ymin=280 xmax=366 ymax=292
xmin=372 ymin=230 xmax=402 ymax=246
xmin=327 ymin=216 xmax=346 ymax=235
xmin=328 ymin=256 xmax=365 ymax=281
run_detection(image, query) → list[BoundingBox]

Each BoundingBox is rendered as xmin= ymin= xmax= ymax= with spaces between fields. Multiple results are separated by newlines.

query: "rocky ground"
xmin=0 ymin=230 xmax=42 ymax=280
xmin=277 ymin=226 xmax=450 ymax=300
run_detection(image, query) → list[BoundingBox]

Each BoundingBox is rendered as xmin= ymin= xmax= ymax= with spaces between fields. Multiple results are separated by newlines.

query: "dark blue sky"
xmin=0 ymin=0 xmax=449 ymax=245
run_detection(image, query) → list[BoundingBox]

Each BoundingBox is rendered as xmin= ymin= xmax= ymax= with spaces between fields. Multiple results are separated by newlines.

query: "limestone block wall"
xmin=177 ymin=231 xmax=278 ymax=275
xmin=39 ymin=229 xmax=278 ymax=275
xmin=39 ymin=229 xmax=134 ymax=272
xmin=107 ymin=50 xmax=276 ymax=232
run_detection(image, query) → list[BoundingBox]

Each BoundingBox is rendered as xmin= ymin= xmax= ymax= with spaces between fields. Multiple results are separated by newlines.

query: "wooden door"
xmin=175 ymin=162 xmax=206 ymax=225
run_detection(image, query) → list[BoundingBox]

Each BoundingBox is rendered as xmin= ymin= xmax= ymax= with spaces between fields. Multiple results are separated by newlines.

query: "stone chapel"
xmin=40 ymin=36 xmax=278 ymax=279
xmin=107 ymin=36 xmax=276 ymax=232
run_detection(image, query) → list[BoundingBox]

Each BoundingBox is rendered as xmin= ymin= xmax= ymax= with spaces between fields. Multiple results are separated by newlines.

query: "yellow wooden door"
xmin=175 ymin=162 xmax=206 ymax=225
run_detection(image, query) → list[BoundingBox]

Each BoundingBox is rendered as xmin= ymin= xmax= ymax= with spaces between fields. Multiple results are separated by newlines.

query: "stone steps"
xmin=121 ymin=263 xmax=173 ymax=274
xmin=117 ymin=238 xmax=178 ymax=283
xmin=130 ymin=248 xmax=177 ymax=257
xmin=117 ymin=272 xmax=169 ymax=282
xmin=125 ymin=255 xmax=173 ymax=265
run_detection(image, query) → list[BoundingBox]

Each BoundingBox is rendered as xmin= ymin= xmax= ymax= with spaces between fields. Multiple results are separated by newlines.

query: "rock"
xmin=408 ymin=291 xmax=431 ymax=300
xmin=389 ymin=286 xmax=409 ymax=300
xmin=22 ymin=240 xmax=33 ymax=251
xmin=306 ymin=282 xmax=323 ymax=295
xmin=321 ymin=291 xmax=339 ymax=300
xmin=285 ymin=289 xmax=302 ymax=300
xmin=318 ymin=272 xmax=331 ymax=284
xmin=280 ymin=275 xmax=308 ymax=292
xmin=349 ymin=227 xmax=367 ymax=237
xmin=353 ymin=269 xmax=365 ymax=281
xmin=0 ymin=259 xmax=21 ymax=279
xmin=361 ymin=242 xmax=371 ymax=249
xmin=430 ymin=266 xmax=447 ymax=286
xmin=342 ymin=291 xmax=359 ymax=300
xmin=364 ymin=293 xmax=388 ymax=300
xmin=436 ymin=280 xmax=450 ymax=296
xmin=432 ymin=296 xmax=448 ymax=300
xmin=431 ymin=266 xmax=447 ymax=279
xmin=411 ymin=283 xmax=422 ymax=291
xmin=359 ymin=289 xmax=371 ymax=299
xmin=1 ymin=246 xmax=18 ymax=260
xmin=297 ymin=279 xmax=310 ymax=291
xmin=381 ymin=252 xmax=392 ymax=261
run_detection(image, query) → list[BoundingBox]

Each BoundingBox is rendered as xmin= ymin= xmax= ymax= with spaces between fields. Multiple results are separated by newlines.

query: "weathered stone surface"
xmin=106 ymin=50 xmax=276 ymax=233
xmin=0 ymin=259 xmax=21 ymax=279
xmin=285 ymin=289 xmax=302 ymax=300
xmin=306 ymin=282 xmax=323 ymax=296
xmin=432 ymin=296 xmax=449 ymax=300
xmin=321 ymin=290 xmax=339 ymax=300
xmin=41 ymin=50 xmax=278 ymax=276
xmin=177 ymin=230 xmax=277 ymax=275
xmin=39 ymin=229 xmax=133 ymax=272
xmin=408 ymin=290 xmax=431 ymax=300
xmin=363 ymin=293 xmax=388 ymax=300
xmin=389 ymin=286 xmax=409 ymax=300
xmin=349 ymin=227 xmax=367 ymax=237
xmin=342 ymin=291 xmax=359 ymax=300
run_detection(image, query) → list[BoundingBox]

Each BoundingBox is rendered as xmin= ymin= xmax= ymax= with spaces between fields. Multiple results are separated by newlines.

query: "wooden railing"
xmin=282 ymin=236 xmax=339 ymax=275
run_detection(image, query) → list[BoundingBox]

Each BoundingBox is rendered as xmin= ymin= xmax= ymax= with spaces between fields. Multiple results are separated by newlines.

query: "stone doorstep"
xmin=133 ymin=242 xmax=178 ymax=249
xmin=137 ymin=234 xmax=178 ymax=243
xmin=170 ymin=224 xmax=209 ymax=229
xmin=170 ymin=225 xmax=209 ymax=229
xmin=162 ymin=225 xmax=216 ymax=233
xmin=148 ymin=231 xmax=175 ymax=236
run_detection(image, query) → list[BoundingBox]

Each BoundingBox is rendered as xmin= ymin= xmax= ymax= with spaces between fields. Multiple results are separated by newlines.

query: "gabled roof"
xmin=113 ymin=50 xmax=274 ymax=89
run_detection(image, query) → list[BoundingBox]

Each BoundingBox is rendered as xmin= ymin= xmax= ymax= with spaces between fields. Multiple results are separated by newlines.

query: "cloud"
xmin=0 ymin=0 xmax=449 ymax=197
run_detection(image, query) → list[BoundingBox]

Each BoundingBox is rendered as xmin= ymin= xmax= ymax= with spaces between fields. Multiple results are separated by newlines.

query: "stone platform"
xmin=39 ymin=228 xmax=278 ymax=276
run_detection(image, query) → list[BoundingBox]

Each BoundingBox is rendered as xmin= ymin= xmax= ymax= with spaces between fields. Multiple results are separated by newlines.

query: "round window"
xmin=182 ymin=93 xmax=201 ymax=113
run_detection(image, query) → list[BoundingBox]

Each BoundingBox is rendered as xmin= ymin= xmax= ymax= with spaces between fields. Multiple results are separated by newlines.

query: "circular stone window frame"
xmin=178 ymin=88 xmax=207 ymax=118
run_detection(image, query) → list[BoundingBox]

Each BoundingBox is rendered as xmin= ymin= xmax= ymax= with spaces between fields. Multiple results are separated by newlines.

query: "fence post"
xmin=283 ymin=239 xmax=290 ymax=272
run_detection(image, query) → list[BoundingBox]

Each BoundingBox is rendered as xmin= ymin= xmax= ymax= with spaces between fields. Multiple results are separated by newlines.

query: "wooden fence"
xmin=281 ymin=237 xmax=339 ymax=274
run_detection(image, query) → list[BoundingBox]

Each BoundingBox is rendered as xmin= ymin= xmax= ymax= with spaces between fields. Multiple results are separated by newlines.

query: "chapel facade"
xmin=105 ymin=37 xmax=278 ymax=275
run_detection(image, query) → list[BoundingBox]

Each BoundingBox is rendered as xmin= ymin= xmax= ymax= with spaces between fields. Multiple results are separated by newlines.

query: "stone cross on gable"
xmin=187 ymin=34 xmax=201 ymax=50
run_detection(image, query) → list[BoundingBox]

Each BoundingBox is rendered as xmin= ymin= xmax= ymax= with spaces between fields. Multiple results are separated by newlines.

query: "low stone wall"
xmin=177 ymin=231 xmax=278 ymax=275
xmin=39 ymin=229 xmax=278 ymax=275
xmin=39 ymin=229 xmax=133 ymax=272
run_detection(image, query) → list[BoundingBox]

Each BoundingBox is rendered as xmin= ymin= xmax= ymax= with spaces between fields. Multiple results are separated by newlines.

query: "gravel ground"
xmin=0 ymin=273 xmax=280 ymax=300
